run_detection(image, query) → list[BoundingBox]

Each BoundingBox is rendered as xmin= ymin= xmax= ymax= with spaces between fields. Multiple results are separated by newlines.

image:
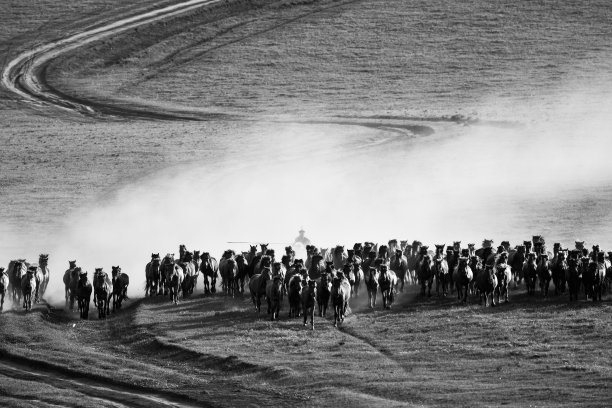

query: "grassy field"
xmin=1 ymin=285 xmax=611 ymax=407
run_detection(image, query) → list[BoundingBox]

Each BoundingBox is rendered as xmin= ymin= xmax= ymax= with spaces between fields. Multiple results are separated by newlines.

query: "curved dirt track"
xmin=1 ymin=0 xmax=225 ymax=120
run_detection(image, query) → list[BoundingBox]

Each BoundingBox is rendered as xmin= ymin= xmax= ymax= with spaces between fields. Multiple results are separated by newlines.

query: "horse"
xmin=161 ymin=256 xmax=182 ymax=304
xmin=586 ymin=260 xmax=606 ymax=302
xmin=235 ymin=254 xmax=249 ymax=294
xmin=523 ymin=252 xmax=538 ymax=295
xmin=537 ymin=254 xmax=552 ymax=297
xmin=249 ymin=267 xmax=271 ymax=314
xmin=63 ymin=260 xmax=77 ymax=307
xmin=494 ymin=262 xmax=512 ymax=304
xmin=379 ymin=265 xmax=397 ymax=309
xmin=93 ymin=269 xmax=111 ymax=319
xmin=551 ymin=250 xmax=568 ymax=295
xmin=508 ymin=245 xmax=526 ymax=285
xmin=446 ymin=248 xmax=459 ymax=292
xmin=199 ymin=252 xmax=218 ymax=294
xmin=220 ymin=257 xmax=239 ymax=298
xmin=365 ymin=267 xmax=380 ymax=309
xmin=433 ymin=256 xmax=450 ymax=297
xmin=390 ymin=249 xmax=409 ymax=292
xmin=76 ymin=270 xmax=92 ymax=319
xmin=566 ymin=257 xmax=581 ymax=302
xmin=0 ymin=268 xmax=8 ymax=312
xmin=21 ymin=267 xmax=37 ymax=312
xmin=111 ymin=266 xmax=130 ymax=310
xmin=180 ymin=261 xmax=197 ymax=298
xmin=331 ymin=245 xmax=347 ymax=270
xmin=417 ymin=253 xmax=434 ymax=297
xmin=453 ymin=257 xmax=473 ymax=303
xmin=317 ymin=272 xmax=332 ymax=317
xmin=145 ymin=254 xmax=162 ymax=297
xmin=179 ymin=244 xmax=188 ymax=262
xmin=308 ymin=254 xmax=325 ymax=281
xmin=8 ymin=260 xmax=27 ymax=304
xmin=469 ymin=255 xmax=483 ymax=295
xmin=331 ymin=272 xmax=351 ymax=327
xmin=288 ymin=274 xmax=303 ymax=318
xmin=266 ymin=274 xmax=283 ymax=320
xmin=68 ymin=262 xmax=81 ymax=311
xmin=579 ymin=257 xmax=592 ymax=300
xmin=302 ymin=280 xmax=317 ymax=329
xmin=351 ymin=262 xmax=364 ymax=297
xmin=36 ymin=254 xmax=50 ymax=302
xmin=476 ymin=265 xmax=497 ymax=307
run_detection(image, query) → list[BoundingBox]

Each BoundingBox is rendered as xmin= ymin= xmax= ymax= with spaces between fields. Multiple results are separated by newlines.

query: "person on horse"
xmin=294 ymin=228 xmax=311 ymax=246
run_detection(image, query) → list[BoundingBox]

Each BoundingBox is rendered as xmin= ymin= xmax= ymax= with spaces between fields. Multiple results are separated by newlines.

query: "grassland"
xmin=1 ymin=286 xmax=611 ymax=407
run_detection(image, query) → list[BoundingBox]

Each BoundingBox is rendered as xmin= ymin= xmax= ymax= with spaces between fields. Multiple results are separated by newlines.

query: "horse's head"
xmin=69 ymin=260 xmax=77 ymax=269
xmin=378 ymin=245 xmax=388 ymax=257
xmin=111 ymin=266 xmax=121 ymax=277
xmin=575 ymin=241 xmax=585 ymax=250
xmin=193 ymin=250 xmax=200 ymax=260
xmin=353 ymin=242 xmax=363 ymax=251
xmin=39 ymin=254 xmax=49 ymax=264
xmin=468 ymin=243 xmax=475 ymax=251
xmin=260 ymin=256 xmax=272 ymax=269
xmin=77 ymin=268 xmax=87 ymax=281
xmin=557 ymin=251 xmax=567 ymax=262
xmin=458 ymin=256 xmax=469 ymax=269
xmin=469 ymin=256 xmax=481 ymax=269
xmin=236 ymin=254 xmax=246 ymax=265
xmin=592 ymin=244 xmax=600 ymax=253
xmin=265 ymin=249 xmax=275 ymax=260
xmin=453 ymin=241 xmax=461 ymax=251
xmin=342 ymin=264 xmax=352 ymax=275
xmin=294 ymin=259 xmax=304 ymax=268
xmin=347 ymin=249 xmax=355 ymax=258
xmin=596 ymin=252 xmax=605 ymax=263
xmin=307 ymin=279 xmax=316 ymax=290
xmin=516 ymin=245 xmax=526 ymax=254
xmin=249 ymin=245 xmax=257 ymax=254
xmin=285 ymin=246 xmax=293 ymax=255
xmin=498 ymin=252 xmax=508 ymax=264
xmin=435 ymin=244 xmax=445 ymax=256
xmin=260 ymin=243 xmax=269 ymax=253
xmin=334 ymin=245 xmax=344 ymax=255
xmin=411 ymin=240 xmax=422 ymax=250
xmin=500 ymin=241 xmax=510 ymax=250
xmin=553 ymin=243 xmax=561 ymax=253
xmin=394 ymin=249 xmax=403 ymax=258
xmin=305 ymin=245 xmax=314 ymax=255
xmin=399 ymin=240 xmax=408 ymax=249
xmin=532 ymin=235 xmax=544 ymax=245
xmin=27 ymin=266 xmax=36 ymax=276
xmin=539 ymin=254 xmax=549 ymax=265
xmin=164 ymin=254 xmax=175 ymax=264
xmin=272 ymin=262 xmax=282 ymax=274
xmin=419 ymin=246 xmax=429 ymax=256
xmin=482 ymin=239 xmax=493 ymax=248
xmin=363 ymin=243 xmax=373 ymax=254
xmin=201 ymin=252 xmax=210 ymax=261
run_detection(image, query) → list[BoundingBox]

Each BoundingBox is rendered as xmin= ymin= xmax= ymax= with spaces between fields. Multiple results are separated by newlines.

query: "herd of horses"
xmin=2 ymin=236 xmax=610 ymax=325
xmin=0 ymin=254 xmax=50 ymax=312
xmin=61 ymin=262 xmax=131 ymax=319
xmin=142 ymin=236 xmax=612 ymax=329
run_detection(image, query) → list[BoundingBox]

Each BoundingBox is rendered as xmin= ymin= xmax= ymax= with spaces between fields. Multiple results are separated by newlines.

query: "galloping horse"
xmin=494 ymin=258 xmax=512 ymax=304
xmin=145 ymin=254 xmax=162 ymax=297
xmin=63 ymin=260 xmax=77 ymax=307
xmin=93 ymin=269 xmax=112 ymax=319
xmin=68 ymin=262 xmax=81 ymax=310
xmin=331 ymin=271 xmax=351 ymax=327
xmin=180 ymin=252 xmax=197 ymax=298
xmin=161 ymin=255 xmax=183 ymax=304
xmin=21 ymin=266 xmax=37 ymax=312
xmin=453 ymin=257 xmax=473 ymax=303
xmin=551 ymin=249 xmax=568 ymax=295
xmin=365 ymin=266 xmax=380 ymax=309
xmin=433 ymin=256 xmax=450 ymax=297
xmin=8 ymin=260 xmax=27 ymax=304
xmin=288 ymin=274 xmax=303 ymax=318
xmin=111 ymin=266 xmax=130 ymax=310
xmin=200 ymin=252 xmax=218 ymax=294
xmin=36 ymin=254 xmax=50 ymax=302
xmin=302 ymin=280 xmax=317 ymax=329
xmin=390 ymin=249 xmax=409 ymax=292
xmin=76 ymin=269 xmax=92 ymax=319
xmin=266 ymin=274 xmax=283 ymax=320
xmin=317 ymin=272 xmax=332 ymax=317
xmin=220 ymin=257 xmax=239 ymax=297
xmin=249 ymin=266 xmax=271 ymax=314
xmin=523 ymin=252 xmax=538 ymax=295
xmin=567 ymin=257 xmax=581 ymax=302
xmin=537 ymin=254 xmax=552 ymax=297
xmin=331 ymin=246 xmax=347 ymax=270
xmin=379 ymin=265 xmax=397 ymax=309
xmin=476 ymin=265 xmax=497 ymax=307
xmin=0 ymin=268 xmax=8 ymax=311
xmin=235 ymin=254 xmax=249 ymax=294
xmin=417 ymin=252 xmax=434 ymax=297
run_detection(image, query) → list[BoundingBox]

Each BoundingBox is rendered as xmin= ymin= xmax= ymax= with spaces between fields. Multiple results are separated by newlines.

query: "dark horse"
xmin=417 ymin=250 xmax=434 ymax=297
xmin=145 ymin=253 xmax=162 ymax=297
xmin=76 ymin=270 xmax=92 ymax=319
xmin=93 ymin=270 xmax=111 ymax=319
xmin=111 ymin=266 xmax=130 ymax=311
xmin=199 ymin=252 xmax=218 ymax=294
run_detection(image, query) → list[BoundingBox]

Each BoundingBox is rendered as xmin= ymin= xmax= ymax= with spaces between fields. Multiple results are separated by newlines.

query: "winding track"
xmin=1 ymin=0 xmax=225 ymax=119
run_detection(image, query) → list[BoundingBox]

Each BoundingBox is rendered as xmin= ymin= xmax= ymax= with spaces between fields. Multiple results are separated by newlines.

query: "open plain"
xmin=1 ymin=0 xmax=612 ymax=406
